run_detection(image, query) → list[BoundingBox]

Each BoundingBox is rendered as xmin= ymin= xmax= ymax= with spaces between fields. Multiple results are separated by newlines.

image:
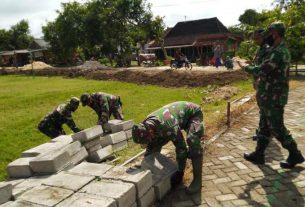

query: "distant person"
xmin=174 ymin=48 xmax=185 ymax=67
xmin=132 ymin=101 xmax=204 ymax=194
xmin=80 ymin=92 xmax=123 ymax=133
xmin=213 ymin=44 xmax=222 ymax=68
xmin=38 ymin=97 xmax=81 ymax=138
xmin=224 ymin=56 xmax=233 ymax=70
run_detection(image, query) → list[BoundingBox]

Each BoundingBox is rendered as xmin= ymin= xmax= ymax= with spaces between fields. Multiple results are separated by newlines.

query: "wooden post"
xmin=227 ymin=101 xmax=231 ymax=127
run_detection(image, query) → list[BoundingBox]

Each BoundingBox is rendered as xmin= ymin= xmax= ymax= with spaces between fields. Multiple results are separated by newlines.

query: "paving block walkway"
xmin=159 ymin=86 xmax=305 ymax=207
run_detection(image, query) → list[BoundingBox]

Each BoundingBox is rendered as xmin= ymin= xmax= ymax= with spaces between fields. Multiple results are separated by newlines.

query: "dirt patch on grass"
xmin=0 ymin=67 xmax=249 ymax=88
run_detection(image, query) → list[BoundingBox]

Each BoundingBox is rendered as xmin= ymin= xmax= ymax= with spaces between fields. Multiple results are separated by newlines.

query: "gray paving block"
xmin=87 ymin=145 xmax=113 ymax=163
xmin=130 ymin=203 xmax=137 ymax=207
xmin=50 ymin=135 xmax=73 ymax=144
xmin=7 ymin=158 xmax=34 ymax=178
xmin=141 ymin=153 xmax=177 ymax=201
xmin=71 ymin=147 xmax=88 ymax=166
xmin=60 ymin=141 xmax=82 ymax=157
xmin=18 ymin=185 xmax=73 ymax=207
xmin=67 ymin=162 xmax=113 ymax=177
xmin=80 ymin=180 xmax=136 ymax=207
xmin=137 ymin=187 xmax=155 ymax=207
xmin=21 ymin=142 xmax=67 ymax=158
xmin=87 ymin=144 xmax=102 ymax=153
xmin=102 ymin=166 xmax=153 ymax=198
xmin=12 ymin=176 xmax=50 ymax=199
xmin=29 ymin=150 xmax=71 ymax=175
xmin=0 ymin=200 xmax=47 ymax=207
xmin=104 ymin=120 xmax=123 ymax=131
xmin=56 ymin=192 xmax=117 ymax=207
xmin=100 ymin=131 xmax=127 ymax=147
xmin=83 ymin=137 xmax=101 ymax=149
xmin=153 ymin=174 xmax=171 ymax=201
xmin=111 ymin=120 xmax=134 ymax=133
xmin=42 ymin=172 xmax=94 ymax=191
xmin=0 ymin=183 xmax=12 ymax=205
xmin=125 ymin=129 xmax=132 ymax=139
xmin=112 ymin=140 xmax=128 ymax=152
xmin=141 ymin=153 xmax=177 ymax=176
xmin=2 ymin=179 xmax=25 ymax=187
xmin=72 ymin=125 xmax=103 ymax=143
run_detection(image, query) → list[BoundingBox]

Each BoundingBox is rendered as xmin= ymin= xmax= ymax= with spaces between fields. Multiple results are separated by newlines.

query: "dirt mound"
xmin=77 ymin=61 xmax=109 ymax=70
xmin=21 ymin=61 xmax=53 ymax=70
xmin=0 ymin=67 xmax=249 ymax=88
xmin=203 ymin=86 xmax=239 ymax=103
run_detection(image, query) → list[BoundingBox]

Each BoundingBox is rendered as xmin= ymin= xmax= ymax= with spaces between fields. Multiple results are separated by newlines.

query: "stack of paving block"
xmin=141 ymin=152 xmax=178 ymax=201
xmin=72 ymin=125 xmax=113 ymax=163
xmin=6 ymin=137 xmax=88 ymax=178
xmin=102 ymin=166 xmax=155 ymax=207
xmin=104 ymin=119 xmax=134 ymax=140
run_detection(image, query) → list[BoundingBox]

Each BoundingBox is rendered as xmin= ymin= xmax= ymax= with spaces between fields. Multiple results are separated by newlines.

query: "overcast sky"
xmin=0 ymin=0 xmax=274 ymax=38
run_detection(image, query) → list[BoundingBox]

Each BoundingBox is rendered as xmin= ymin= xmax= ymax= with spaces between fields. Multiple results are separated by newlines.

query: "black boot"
xmin=186 ymin=155 xmax=203 ymax=194
xmin=244 ymin=136 xmax=269 ymax=165
xmin=171 ymin=171 xmax=184 ymax=187
xmin=280 ymin=141 xmax=304 ymax=168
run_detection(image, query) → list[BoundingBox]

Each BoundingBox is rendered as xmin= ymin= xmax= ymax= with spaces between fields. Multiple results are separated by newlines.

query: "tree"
xmin=43 ymin=2 xmax=86 ymax=64
xmin=0 ymin=20 xmax=33 ymax=51
xmin=238 ymin=9 xmax=260 ymax=26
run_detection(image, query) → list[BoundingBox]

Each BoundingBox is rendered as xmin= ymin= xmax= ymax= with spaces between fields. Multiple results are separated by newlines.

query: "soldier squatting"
xmin=37 ymin=21 xmax=304 ymax=195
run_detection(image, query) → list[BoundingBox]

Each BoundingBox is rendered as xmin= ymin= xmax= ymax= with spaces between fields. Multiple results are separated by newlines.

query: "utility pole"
xmin=184 ymin=16 xmax=187 ymax=22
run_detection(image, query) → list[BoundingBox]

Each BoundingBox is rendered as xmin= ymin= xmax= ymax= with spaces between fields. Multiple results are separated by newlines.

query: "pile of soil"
xmin=21 ymin=61 xmax=53 ymax=70
xmin=77 ymin=61 xmax=109 ymax=70
xmin=0 ymin=67 xmax=249 ymax=88
xmin=203 ymin=86 xmax=239 ymax=103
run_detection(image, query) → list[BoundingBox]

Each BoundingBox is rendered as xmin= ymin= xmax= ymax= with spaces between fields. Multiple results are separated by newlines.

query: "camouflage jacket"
xmin=245 ymin=41 xmax=291 ymax=107
xmin=88 ymin=92 xmax=121 ymax=124
xmin=145 ymin=101 xmax=203 ymax=150
xmin=42 ymin=104 xmax=80 ymax=132
xmin=252 ymin=44 xmax=269 ymax=89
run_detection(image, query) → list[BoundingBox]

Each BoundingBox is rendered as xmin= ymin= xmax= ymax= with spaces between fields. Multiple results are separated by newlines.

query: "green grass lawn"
xmin=0 ymin=75 xmax=254 ymax=181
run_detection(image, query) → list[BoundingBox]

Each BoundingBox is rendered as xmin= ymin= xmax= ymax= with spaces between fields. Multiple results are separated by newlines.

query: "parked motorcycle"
xmin=170 ymin=56 xmax=192 ymax=70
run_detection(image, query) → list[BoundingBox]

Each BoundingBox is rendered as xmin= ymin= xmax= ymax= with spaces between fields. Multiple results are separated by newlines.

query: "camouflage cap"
xmin=69 ymin=97 xmax=80 ymax=106
xmin=266 ymin=22 xmax=285 ymax=37
xmin=80 ymin=93 xmax=90 ymax=106
xmin=132 ymin=123 xmax=149 ymax=144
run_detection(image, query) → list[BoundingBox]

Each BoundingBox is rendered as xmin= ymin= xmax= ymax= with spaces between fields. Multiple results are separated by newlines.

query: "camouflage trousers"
xmin=38 ymin=120 xmax=65 ymax=139
xmin=256 ymin=105 xmax=297 ymax=150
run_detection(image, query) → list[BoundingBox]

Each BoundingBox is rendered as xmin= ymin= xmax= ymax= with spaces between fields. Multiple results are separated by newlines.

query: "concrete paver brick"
xmin=104 ymin=119 xmax=123 ymax=131
xmin=125 ymin=129 xmax=132 ymax=139
xmin=137 ymin=187 xmax=155 ymax=207
xmin=51 ymin=135 xmax=73 ymax=144
xmin=18 ymin=185 xmax=73 ymax=207
xmin=72 ymin=125 xmax=103 ymax=143
xmin=83 ymin=137 xmax=101 ymax=149
xmin=0 ymin=183 xmax=12 ymax=205
xmin=213 ymin=177 xmax=231 ymax=184
xmin=42 ymin=171 xmax=94 ymax=191
xmin=12 ymin=176 xmax=49 ymax=199
xmin=110 ymin=120 xmax=134 ymax=133
xmin=71 ymin=147 xmax=88 ymax=165
xmin=80 ymin=180 xmax=136 ymax=207
xmin=100 ymin=131 xmax=127 ymax=147
xmin=234 ymin=162 xmax=248 ymax=170
xmin=56 ymin=192 xmax=116 ymax=207
xmin=215 ymin=194 xmax=238 ymax=201
xmin=112 ymin=140 xmax=128 ymax=152
xmin=87 ymin=145 xmax=113 ymax=163
xmin=7 ymin=158 xmax=34 ymax=178
xmin=29 ymin=150 xmax=71 ymax=174
xmin=102 ymin=166 xmax=153 ymax=198
xmin=21 ymin=142 xmax=67 ymax=158
xmin=67 ymin=162 xmax=113 ymax=177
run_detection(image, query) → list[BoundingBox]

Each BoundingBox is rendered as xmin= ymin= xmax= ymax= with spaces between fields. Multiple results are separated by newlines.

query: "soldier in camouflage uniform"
xmin=251 ymin=29 xmax=271 ymax=141
xmin=239 ymin=22 xmax=304 ymax=168
xmin=80 ymin=92 xmax=123 ymax=132
xmin=38 ymin=97 xmax=81 ymax=138
xmin=132 ymin=101 xmax=204 ymax=194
